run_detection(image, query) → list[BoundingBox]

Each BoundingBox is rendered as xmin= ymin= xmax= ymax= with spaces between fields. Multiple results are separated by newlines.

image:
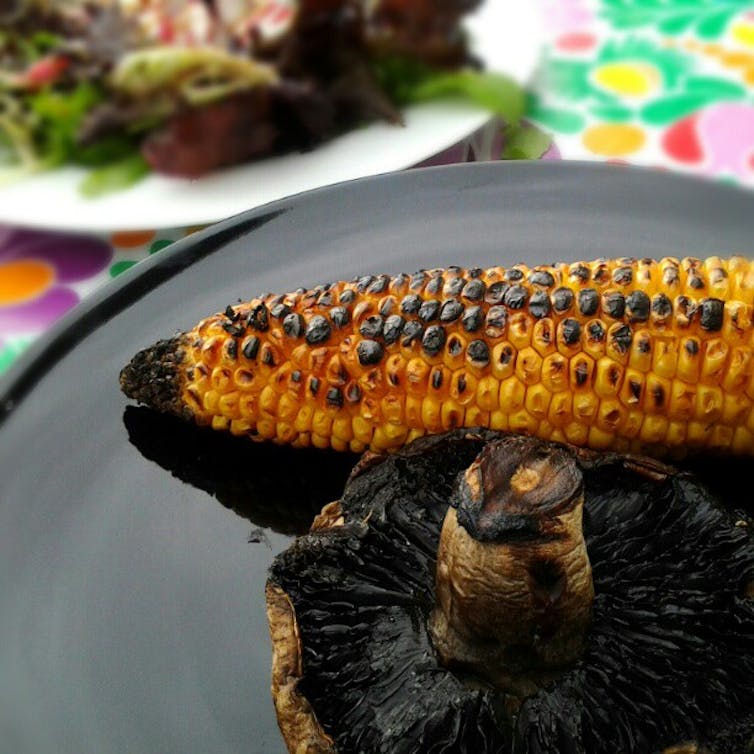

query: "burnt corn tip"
xmin=119 ymin=336 xmax=187 ymax=417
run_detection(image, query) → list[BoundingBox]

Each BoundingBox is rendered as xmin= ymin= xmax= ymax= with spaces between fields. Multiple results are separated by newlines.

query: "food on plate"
xmin=121 ymin=255 xmax=754 ymax=457
xmin=266 ymin=429 xmax=754 ymax=753
xmin=1 ymin=0 xmax=520 ymax=192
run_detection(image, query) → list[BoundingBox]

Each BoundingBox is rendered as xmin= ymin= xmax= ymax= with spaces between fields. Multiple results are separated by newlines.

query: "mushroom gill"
xmin=266 ymin=430 xmax=754 ymax=754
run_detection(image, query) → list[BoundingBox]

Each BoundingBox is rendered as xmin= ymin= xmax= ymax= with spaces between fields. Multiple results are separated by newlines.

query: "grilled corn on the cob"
xmin=120 ymin=256 xmax=754 ymax=457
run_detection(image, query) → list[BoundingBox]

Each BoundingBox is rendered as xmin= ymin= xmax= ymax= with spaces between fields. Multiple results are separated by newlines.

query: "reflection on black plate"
xmin=2 ymin=163 xmax=754 ymax=754
xmin=123 ymin=406 xmax=357 ymax=536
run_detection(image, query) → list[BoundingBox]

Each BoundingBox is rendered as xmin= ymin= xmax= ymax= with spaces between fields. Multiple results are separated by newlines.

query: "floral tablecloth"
xmin=2 ymin=0 xmax=754 ymax=376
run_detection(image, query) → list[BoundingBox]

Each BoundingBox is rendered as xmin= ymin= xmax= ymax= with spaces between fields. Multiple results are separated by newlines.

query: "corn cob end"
xmin=120 ymin=336 xmax=190 ymax=419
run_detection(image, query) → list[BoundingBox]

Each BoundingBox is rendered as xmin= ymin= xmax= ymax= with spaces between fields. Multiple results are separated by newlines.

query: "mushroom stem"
xmin=429 ymin=437 xmax=594 ymax=694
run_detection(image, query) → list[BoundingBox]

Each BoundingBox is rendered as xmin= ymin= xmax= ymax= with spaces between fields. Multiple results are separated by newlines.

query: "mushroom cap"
xmin=267 ymin=430 xmax=754 ymax=754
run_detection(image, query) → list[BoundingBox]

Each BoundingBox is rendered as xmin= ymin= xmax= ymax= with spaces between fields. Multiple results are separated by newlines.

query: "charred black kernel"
xmin=400 ymin=294 xmax=422 ymax=315
xmin=447 ymin=265 xmax=462 ymax=274
xmin=305 ymin=315 xmax=331 ymax=345
xmin=226 ymin=339 xmax=238 ymax=359
xmin=485 ymin=305 xmax=508 ymax=330
xmin=561 ymin=318 xmax=581 ymax=345
xmin=326 ymin=387 xmax=343 ymax=408
xmin=652 ymin=384 xmax=665 ymax=407
xmin=390 ymin=272 xmax=409 ymax=291
xmin=291 ymin=370 xmax=302 ymax=383
xmin=339 ymin=289 xmax=356 ymax=305
xmin=383 ymin=315 xmax=404 ymax=345
xmin=612 ymin=267 xmax=633 ymax=285
xmin=629 ymin=379 xmax=641 ymax=400
xmin=498 ymin=345 xmax=514 ymax=366
xmin=418 ymin=300 xmax=440 ymax=322
xmin=457 ymin=375 xmax=467 ymax=394
xmin=270 ymin=302 xmax=291 ymax=319
xmin=309 ymin=377 xmax=320 ymax=396
xmin=283 ymin=312 xmax=305 ymax=338
xmin=262 ymin=346 xmax=275 ymax=367
xmin=699 ymin=298 xmax=724 ymax=331
xmin=401 ymin=320 xmax=423 ymax=346
xmin=360 ymin=315 xmax=384 ymax=339
xmin=294 ymin=287 xmax=307 ymax=296
xmin=356 ymin=275 xmax=374 ymax=292
xmin=440 ymin=299 xmax=463 ymax=323
xmin=485 ymin=281 xmax=509 ymax=305
xmin=651 ymin=293 xmax=672 ymax=318
xmin=222 ymin=322 xmax=245 ymax=336
xmin=529 ymin=291 xmax=551 ymax=319
xmin=570 ymin=264 xmax=590 ymax=282
xmin=410 ymin=271 xmax=427 ymax=290
xmin=530 ymin=270 xmax=555 ymax=288
xmin=444 ymin=277 xmax=465 ymax=297
xmin=663 ymin=265 xmax=680 ymax=286
xmin=467 ymin=340 xmax=490 ymax=365
xmin=422 ymin=326 xmax=446 ymax=355
xmin=431 ymin=368 xmax=443 ymax=390
xmin=503 ymin=268 xmax=524 ymax=282
xmin=611 ymin=325 xmax=633 ymax=353
xmin=462 ymin=279 xmax=486 ymax=301
xmin=317 ymin=292 xmax=333 ymax=308
xmin=625 ymin=291 xmax=650 ymax=322
xmin=468 ymin=267 xmax=483 ymax=279
xmin=247 ymin=303 xmax=270 ymax=332
xmin=367 ymin=275 xmax=389 ymax=295
xmin=587 ymin=321 xmax=605 ymax=341
xmin=688 ymin=274 xmax=705 ymax=290
xmin=552 ymin=287 xmax=574 ymax=313
xmin=447 ymin=334 xmax=464 ymax=357
xmin=224 ymin=304 xmax=239 ymax=321
xmin=462 ymin=306 xmax=484 ymax=332
xmin=503 ymin=285 xmax=528 ymax=309
xmin=676 ymin=296 xmax=697 ymax=323
xmin=637 ymin=336 xmax=651 ymax=354
xmin=357 ymin=340 xmax=384 ymax=366
xmin=330 ymin=307 xmax=351 ymax=329
xmin=346 ymin=383 xmax=362 ymax=403
xmin=578 ymin=289 xmax=599 ymax=316
xmin=242 ymin=336 xmax=260 ymax=360
xmin=379 ymin=297 xmax=396 ymax=317
xmin=593 ymin=265 xmax=609 ymax=284
xmin=426 ymin=276 xmax=444 ymax=295
xmin=603 ymin=292 xmax=625 ymax=320
xmin=685 ymin=339 xmax=699 ymax=356
xmin=574 ymin=360 xmax=589 ymax=386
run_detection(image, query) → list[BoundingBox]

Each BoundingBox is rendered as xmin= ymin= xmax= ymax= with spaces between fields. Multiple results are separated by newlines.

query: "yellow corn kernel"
xmin=203 ymin=389 xmax=220 ymax=413
xmin=732 ymin=426 xmax=754 ymax=454
xmin=441 ymin=401 xmax=465 ymax=431
xmin=668 ymin=380 xmax=695 ymax=422
xmin=465 ymin=406 xmax=489 ymax=427
xmin=622 ymin=410 xmax=643 ymax=438
xmin=372 ymin=424 xmax=408 ymax=451
xmin=406 ymin=357 xmax=430 ymax=395
xmin=587 ymin=425 xmax=614 ymax=450
xmin=694 ymin=385 xmax=723 ymax=423
xmin=704 ymin=256 xmax=730 ymax=299
xmin=218 ymin=391 xmax=240 ymax=418
xmin=723 ymin=301 xmax=753 ymax=344
xmin=570 ymin=354 xmax=595 ymax=391
xmin=508 ymin=312 xmax=532 ymax=350
xmin=490 ymin=410 xmax=509 ymax=431
xmin=352 ymin=415 xmax=374 ymax=445
xmin=312 ymin=409 xmax=333 ymax=437
xmin=229 ymin=418 xmax=254 ymax=436
xmin=276 ymin=423 xmax=298 ymax=445
xmin=652 ymin=339 xmax=678 ymax=380
xmin=722 ymin=393 xmax=750 ymax=426
xmin=491 ymin=343 xmax=516 ymax=380
xmin=709 ymin=424 xmax=734 ymax=450
xmin=700 ymin=339 xmax=729 ymax=385
xmin=676 ymin=337 xmax=701 ymax=383
xmin=639 ymin=415 xmax=669 ymax=444
xmin=525 ymin=384 xmax=551 ymax=421
xmin=628 ymin=330 xmax=652 ymax=372
xmin=596 ymin=399 xmax=624 ymax=433
xmin=477 ymin=376 xmax=500 ymax=412
xmin=508 ymin=409 xmax=538 ymax=435
xmin=211 ymin=365 xmax=233 ymax=392
xmin=563 ymin=421 xmax=589 ymax=446
xmin=332 ymin=415 xmax=354 ymax=443
xmin=294 ymin=404 xmax=314 ymax=433
xmin=406 ymin=428 xmax=425 ymax=445
xmin=311 ymin=433 xmax=330 ymax=450
xmin=499 ymin=377 xmax=525 ymax=412
xmin=542 ymin=353 xmax=569 ymax=393
xmin=595 ymin=357 xmax=624 ymax=399
xmin=619 ymin=369 xmax=644 ymax=408
xmin=385 ymin=353 xmax=406 ymax=390
xmin=277 ymin=393 xmax=299 ymax=424
xmin=211 ymin=415 xmax=230 ymax=431
xmin=573 ymin=392 xmax=598 ymax=423
xmin=643 ymin=374 xmax=671 ymax=415
xmin=185 ymin=388 xmax=203 ymax=414
xmin=516 ymin=347 xmax=543 ymax=386
xmin=421 ymin=397 xmax=443 ymax=432
xmin=532 ymin=319 xmax=556 ymax=357
xmin=405 ymin=395 xmax=423 ymax=428
xmin=548 ymin=392 xmax=572 ymax=427
xmin=259 ymin=385 xmax=279 ymax=415
xmin=381 ymin=394 xmax=404 ymax=424
xmin=256 ymin=417 xmax=276 ymax=439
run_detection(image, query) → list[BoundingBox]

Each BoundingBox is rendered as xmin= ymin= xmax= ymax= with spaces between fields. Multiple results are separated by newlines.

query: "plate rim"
xmin=2 ymin=160 xmax=753 ymax=422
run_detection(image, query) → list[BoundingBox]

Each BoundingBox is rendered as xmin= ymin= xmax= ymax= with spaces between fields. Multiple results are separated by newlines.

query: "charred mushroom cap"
xmin=267 ymin=430 xmax=754 ymax=754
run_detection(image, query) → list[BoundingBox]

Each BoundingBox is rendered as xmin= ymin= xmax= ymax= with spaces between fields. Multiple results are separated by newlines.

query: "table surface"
xmin=2 ymin=0 xmax=754 ymax=377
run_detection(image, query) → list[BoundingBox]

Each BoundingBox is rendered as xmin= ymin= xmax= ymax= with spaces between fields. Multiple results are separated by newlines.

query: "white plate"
xmin=0 ymin=1 xmax=542 ymax=232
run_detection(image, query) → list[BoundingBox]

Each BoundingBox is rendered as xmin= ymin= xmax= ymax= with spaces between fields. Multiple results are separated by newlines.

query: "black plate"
xmin=2 ymin=162 xmax=754 ymax=754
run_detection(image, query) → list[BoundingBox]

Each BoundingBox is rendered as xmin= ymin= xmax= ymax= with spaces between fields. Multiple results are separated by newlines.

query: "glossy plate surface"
xmin=0 ymin=1 xmax=541 ymax=232
xmin=1 ymin=162 xmax=753 ymax=754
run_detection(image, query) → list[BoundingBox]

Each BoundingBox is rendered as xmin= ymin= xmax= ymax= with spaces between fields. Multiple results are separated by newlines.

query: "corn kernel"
xmin=639 ymin=415 xmax=669 ymax=444
xmin=490 ymin=410 xmax=509 ymax=431
xmin=508 ymin=312 xmax=532 ymax=350
xmin=668 ymin=380 xmax=695 ymax=422
xmin=312 ymin=409 xmax=333 ymax=437
xmin=532 ymin=318 xmax=556 ymax=357
xmin=421 ymin=398 xmax=443 ymax=432
xmin=406 ymin=358 xmax=430 ymax=395
xmin=542 ymin=353 xmax=569 ymax=393
xmin=294 ymin=404 xmax=314 ymax=433
xmin=525 ymin=384 xmax=551 ymax=420
xmin=352 ymin=415 xmax=374 ymax=445
xmin=332 ymin=415 xmax=354 ymax=443
xmin=491 ymin=343 xmax=516 ymax=380
xmin=508 ymin=409 xmax=538 ymax=435
xmin=477 ymin=376 xmax=500 ymax=412
xmin=381 ymin=394 xmax=404 ymax=424
xmin=573 ymin=392 xmax=598 ymax=422
xmin=595 ymin=357 xmax=624 ymax=398
xmin=694 ymin=385 xmax=723 ymax=422
xmin=405 ymin=395 xmax=423 ymax=428
xmin=260 ymin=385 xmax=279 ymax=415
xmin=597 ymin=399 xmax=624 ymax=433
xmin=464 ymin=406 xmax=489 ymax=427
xmin=700 ymin=339 xmax=729 ymax=385
xmin=643 ymin=374 xmax=671 ymax=415
xmin=547 ymin=392 xmax=572 ymax=427
xmin=256 ymin=418 xmax=276 ymax=439
xmin=628 ymin=330 xmax=653 ymax=372
xmin=652 ymin=339 xmax=678 ymax=380
xmin=722 ymin=346 xmax=753 ymax=393
xmin=441 ymin=401 xmax=465 ymax=431
xmin=722 ymin=393 xmax=750 ymax=426
xmin=499 ymin=377 xmax=526 ymax=412
xmin=563 ymin=421 xmax=588 ymax=446
xmin=619 ymin=369 xmax=644 ymax=408
xmin=732 ymin=426 xmax=754 ymax=454
xmin=588 ymin=425 xmax=614 ymax=450
xmin=516 ymin=347 xmax=543 ymax=386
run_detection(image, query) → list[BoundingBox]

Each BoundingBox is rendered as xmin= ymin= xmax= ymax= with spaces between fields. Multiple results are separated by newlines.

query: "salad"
xmin=0 ymin=0 xmax=528 ymax=196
